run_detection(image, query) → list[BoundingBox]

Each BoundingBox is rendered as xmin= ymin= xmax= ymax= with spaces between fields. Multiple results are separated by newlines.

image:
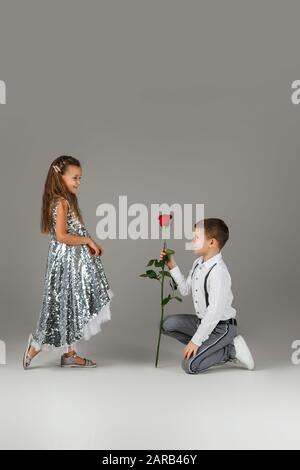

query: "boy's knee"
xmin=181 ymin=357 xmax=204 ymax=374
xmin=181 ymin=358 xmax=194 ymax=374
xmin=161 ymin=314 xmax=176 ymax=334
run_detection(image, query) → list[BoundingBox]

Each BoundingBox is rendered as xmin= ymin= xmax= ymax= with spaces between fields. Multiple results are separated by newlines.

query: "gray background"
xmin=0 ymin=0 xmax=300 ymax=449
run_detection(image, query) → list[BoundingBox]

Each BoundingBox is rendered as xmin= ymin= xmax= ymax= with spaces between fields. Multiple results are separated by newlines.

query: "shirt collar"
xmin=199 ymin=252 xmax=222 ymax=270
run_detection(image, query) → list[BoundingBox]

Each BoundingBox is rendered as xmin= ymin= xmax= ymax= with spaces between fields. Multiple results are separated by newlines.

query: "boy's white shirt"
xmin=169 ymin=252 xmax=236 ymax=347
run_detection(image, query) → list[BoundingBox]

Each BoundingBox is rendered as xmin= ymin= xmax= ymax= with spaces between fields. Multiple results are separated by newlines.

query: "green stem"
xmin=155 ymin=240 xmax=167 ymax=367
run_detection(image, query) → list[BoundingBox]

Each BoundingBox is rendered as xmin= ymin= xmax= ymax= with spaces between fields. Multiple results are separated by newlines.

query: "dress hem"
xmin=30 ymin=289 xmax=114 ymax=354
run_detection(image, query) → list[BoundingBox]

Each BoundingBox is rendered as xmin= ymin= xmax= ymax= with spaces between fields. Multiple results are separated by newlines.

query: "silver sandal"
xmin=60 ymin=351 xmax=97 ymax=368
xmin=23 ymin=334 xmax=34 ymax=369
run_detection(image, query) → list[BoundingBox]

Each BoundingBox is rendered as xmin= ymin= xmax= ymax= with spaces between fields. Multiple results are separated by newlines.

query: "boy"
xmin=160 ymin=218 xmax=254 ymax=374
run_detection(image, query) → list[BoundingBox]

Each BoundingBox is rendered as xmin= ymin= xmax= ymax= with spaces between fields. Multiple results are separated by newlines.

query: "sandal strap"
xmin=25 ymin=353 xmax=31 ymax=366
xmin=61 ymin=352 xmax=95 ymax=366
xmin=62 ymin=351 xmax=77 ymax=358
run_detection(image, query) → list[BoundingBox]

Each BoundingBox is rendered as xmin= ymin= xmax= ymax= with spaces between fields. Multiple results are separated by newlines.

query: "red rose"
xmin=158 ymin=213 xmax=173 ymax=227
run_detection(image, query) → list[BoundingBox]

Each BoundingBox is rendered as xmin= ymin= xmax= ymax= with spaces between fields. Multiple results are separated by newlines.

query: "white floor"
xmin=1 ymin=338 xmax=299 ymax=450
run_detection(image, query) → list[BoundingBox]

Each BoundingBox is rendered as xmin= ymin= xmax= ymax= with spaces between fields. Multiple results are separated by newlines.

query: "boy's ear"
xmin=209 ymin=237 xmax=217 ymax=247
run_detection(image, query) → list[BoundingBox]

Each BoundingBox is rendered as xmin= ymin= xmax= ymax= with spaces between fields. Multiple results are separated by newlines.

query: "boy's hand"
xmin=183 ymin=341 xmax=199 ymax=360
xmin=160 ymin=249 xmax=177 ymax=270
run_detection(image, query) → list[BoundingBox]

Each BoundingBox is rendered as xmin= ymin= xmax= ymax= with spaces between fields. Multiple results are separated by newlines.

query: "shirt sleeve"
xmin=191 ymin=267 xmax=231 ymax=347
xmin=169 ymin=262 xmax=196 ymax=296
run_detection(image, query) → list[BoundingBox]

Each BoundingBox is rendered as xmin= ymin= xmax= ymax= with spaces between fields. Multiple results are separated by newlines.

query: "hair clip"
xmin=53 ymin=164 xmax=61 ymax=173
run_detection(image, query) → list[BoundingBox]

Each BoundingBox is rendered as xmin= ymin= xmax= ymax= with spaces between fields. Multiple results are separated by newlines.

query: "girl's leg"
xmin=28 ymin=345 xmax=86 ymax=365
xmin=23 ymin=336 xmax=41 ymax=369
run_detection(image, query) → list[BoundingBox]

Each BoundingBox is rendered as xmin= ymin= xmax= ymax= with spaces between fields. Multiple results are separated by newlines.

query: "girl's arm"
xmin=55 ymin=199 xmax=90 ymax=246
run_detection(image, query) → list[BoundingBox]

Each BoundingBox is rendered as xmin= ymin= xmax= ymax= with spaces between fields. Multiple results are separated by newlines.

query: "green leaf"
xmin=159 ymin=270 xmax=171 ymax=278
xmin=146 ymin=269 xmax=158 ymax=279
xmin=147 ymin=259 xmax=156 ymax=266
xmin=166 ymin=248 xmax=175 ymax=255
xmin=155 ymin=260 xmax=164 ymax=268
xmin=175 ymin=296 xmax=182 ymax=302
xmin=162 ymin=295 xmax=171 ymax=305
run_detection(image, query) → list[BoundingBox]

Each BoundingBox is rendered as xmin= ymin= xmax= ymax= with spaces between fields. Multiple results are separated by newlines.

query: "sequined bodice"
xmin=50 ymin=198 xmax=90 ymax=241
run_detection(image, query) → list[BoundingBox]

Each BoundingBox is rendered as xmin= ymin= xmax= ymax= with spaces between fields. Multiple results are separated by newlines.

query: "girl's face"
xmin=62 ymin=165 xmax=82 ymax=194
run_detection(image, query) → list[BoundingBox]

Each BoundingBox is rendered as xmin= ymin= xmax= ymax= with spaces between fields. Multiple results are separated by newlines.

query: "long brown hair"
xmin=41 ymin=155 xmax=84 ymax=233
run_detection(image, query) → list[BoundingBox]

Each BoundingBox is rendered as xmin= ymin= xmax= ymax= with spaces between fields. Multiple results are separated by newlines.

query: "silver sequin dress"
xmin=31 ymin=197 xmax=113 ymax=352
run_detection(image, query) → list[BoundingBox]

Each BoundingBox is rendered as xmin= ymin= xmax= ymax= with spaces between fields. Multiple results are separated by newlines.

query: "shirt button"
xmin=195 ymin=289 xmax=198 ymax=292
xmin=195 ymin=300 xmax=198 ymax=303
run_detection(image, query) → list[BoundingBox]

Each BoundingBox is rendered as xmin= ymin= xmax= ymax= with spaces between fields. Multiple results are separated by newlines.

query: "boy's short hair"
xmin=194 ymin=218 xmax=229 ymax=249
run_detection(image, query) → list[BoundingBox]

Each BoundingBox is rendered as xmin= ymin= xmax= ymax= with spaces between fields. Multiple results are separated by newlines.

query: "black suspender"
xmin=191 ymin=262 xmax=199 ymax=279
xmin=191 ymin=261 xmax=217 ymax=307
xmin=204 ymin=263 xmax=217 ymax=307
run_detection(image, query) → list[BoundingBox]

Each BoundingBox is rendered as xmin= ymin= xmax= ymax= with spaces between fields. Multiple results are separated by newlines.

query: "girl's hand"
xmin=95 ymin=242 xmax=103 ymax=256
xmin=87 ymin=238 xmax=100 ymax=256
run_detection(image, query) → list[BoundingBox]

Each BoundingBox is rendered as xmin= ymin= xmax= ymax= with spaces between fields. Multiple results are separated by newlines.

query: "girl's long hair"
xmin=41 ymin=155 xmax=84 ymax=233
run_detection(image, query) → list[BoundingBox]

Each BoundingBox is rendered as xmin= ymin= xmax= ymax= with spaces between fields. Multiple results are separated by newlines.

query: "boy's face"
xmin=192 ymin=226 xmax=215 ymax=256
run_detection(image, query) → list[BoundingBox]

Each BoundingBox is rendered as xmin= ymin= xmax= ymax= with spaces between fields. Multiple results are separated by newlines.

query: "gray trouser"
xmin=162 ymin=314 xmax=237 ymax=374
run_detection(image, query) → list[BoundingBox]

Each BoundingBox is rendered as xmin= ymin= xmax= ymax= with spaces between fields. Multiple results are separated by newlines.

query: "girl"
xmin=23 ymin=156 xmax=113 ymax=368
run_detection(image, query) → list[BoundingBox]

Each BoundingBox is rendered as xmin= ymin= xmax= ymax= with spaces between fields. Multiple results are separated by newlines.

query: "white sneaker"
xmin=233 ymin=335 xmax=255 ymax=370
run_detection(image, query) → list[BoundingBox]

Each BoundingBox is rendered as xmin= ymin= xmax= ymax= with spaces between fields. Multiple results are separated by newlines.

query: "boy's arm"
xmin=169 ymin=262 xmax=196 ymax=297
xmin=191 ymin=268 xmax=231 ymax=347
xmin=160 ymin=249 xmax=196 ymax=296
